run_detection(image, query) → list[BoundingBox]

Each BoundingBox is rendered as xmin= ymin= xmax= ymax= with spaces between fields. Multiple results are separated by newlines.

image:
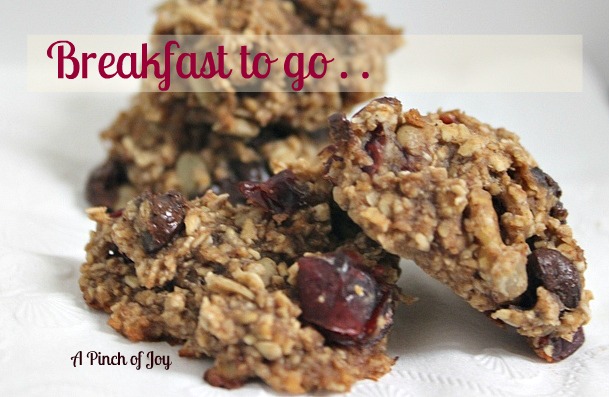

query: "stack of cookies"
xmin=81 ymin=0 xmax=591 ymax=393
xmin=82 ymin=0 xmax=405 ymax=393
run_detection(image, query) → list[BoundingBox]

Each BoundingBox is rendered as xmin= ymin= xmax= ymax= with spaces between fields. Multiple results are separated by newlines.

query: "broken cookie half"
xmin=80 ymin=164 xmax=404 ymax=393
xmin=325 ymin=97 xmax=591 ymax=362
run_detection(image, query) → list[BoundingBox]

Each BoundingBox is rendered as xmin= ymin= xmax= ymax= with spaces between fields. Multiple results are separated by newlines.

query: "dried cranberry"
xmin=239 ymin=170 xmax=309 ymax=215
xmin=86 ymin=159 xmax=128 ymax=208
xmin=108 ymin=209 xmax=123 ymax=218
xmin=212 ymin=160 xmax=270 ymax=204
xmin=362 ymin=129 xmax=386 ymax=175
xmin=295 ymin=250 xmax=394 ymax=346
xmin=439 ymin=113 xmax=458 ymax=124
xmin=362 ymin=124 xmax=418 ymax=175
xmin=527 ymin=248 xmax=581 ymax=309
xmin=139 ymin=191 xmax=187 ymax=254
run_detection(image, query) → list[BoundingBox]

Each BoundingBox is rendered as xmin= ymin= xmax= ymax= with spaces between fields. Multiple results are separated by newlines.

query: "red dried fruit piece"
xmin=139 ymin=191 xmax=187 ymax=254
xmin=345 ymin=120 xmax=416 ymax=175
xmin=239 ymin=170 xmax=309 ymax=215
xmin=108 ymin=209 xmax=123 ymax=218
xmin=212 ymin=160 xmax=271 ymax=204
xmin=362 ymin=130 xmax=386 ymax=175
xmin=527 ymin=248 xmax=581 ymax=309
xmin=295 ymin=250 xmax=394 ymax=346
xmin=533 ymin=327 xmax=585 ymax=362
xmin=328 ymin=111 xmax=416 ymax=175
xmin=439 ymin=112 xmax=458 ymax=124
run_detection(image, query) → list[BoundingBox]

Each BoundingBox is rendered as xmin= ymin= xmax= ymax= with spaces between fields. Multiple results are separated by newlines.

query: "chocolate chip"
xmin=140 ymin=191 xmax=187 ymax=254
xmin=550 ymin=201 xmax=568 ymax=223
xmin=239 ymin=170 xmax=310 ymax=215
xmin=86 ymin=159 xmax=128 ymax=208
xmin=527 ymin=248 xmax=581 ymax=309
xmin=537 ymin=327 xmax=585 ymax=362
xmin=296 ymin=250 xmax=393 ymax=346
xmin=531 ymin=167 xmax=562 ymax=199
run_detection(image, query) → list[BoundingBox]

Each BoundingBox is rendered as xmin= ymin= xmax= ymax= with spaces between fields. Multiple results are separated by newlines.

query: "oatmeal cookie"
xmin=86 ymin=0 xmax=403 ymax=208
xmin=80 ymin=164 xmax=402 ymax=392
xmin=86 ymin=91 xmax=325 ymax=209
xmin=150 ymin=0 xmax=402 ymax=137
xmin=325 ymin=97 xmax=591 ymax=362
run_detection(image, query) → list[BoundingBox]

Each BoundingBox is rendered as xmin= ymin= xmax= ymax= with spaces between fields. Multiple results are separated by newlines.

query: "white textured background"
xmin=1 ymin=1 xmax=609 ymax=396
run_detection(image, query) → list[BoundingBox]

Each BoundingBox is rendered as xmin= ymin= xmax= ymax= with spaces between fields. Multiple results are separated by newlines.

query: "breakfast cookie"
xmin=86 ymin=0 xmax=403 ymax=209
xmin=150 ymin=0 xmax=402 ymax=137
xmin=80 ymin=164 xmax=403 ymax=392
xmin=85 ymin=91 xmax=326 ymax=209
xmin=325 ymin=97 xmax=591 ymax=362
